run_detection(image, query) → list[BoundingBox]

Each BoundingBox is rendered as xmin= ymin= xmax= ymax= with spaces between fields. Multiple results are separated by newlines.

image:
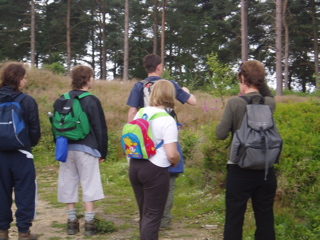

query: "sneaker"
xmin=84 ymin=218 xmax=99 ymax=236
xmin=0 ymin=229 xmax=8 ymax=240
xmin=67 ymin=218 xmax=79 ymax=235
xmin=18 ymin=231 xmax=38 ymax=240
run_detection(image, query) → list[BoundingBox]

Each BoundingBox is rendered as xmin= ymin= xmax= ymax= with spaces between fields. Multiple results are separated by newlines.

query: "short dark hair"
xmin=143 ymin=54 xmax=162 ymax=73
xmin=237 ymin=60 xmax=265 ymax=89
xmin=0 ymin=62 xmax=26 ymax=92
xmin=71 ymin=65 xmax=93 ymax=90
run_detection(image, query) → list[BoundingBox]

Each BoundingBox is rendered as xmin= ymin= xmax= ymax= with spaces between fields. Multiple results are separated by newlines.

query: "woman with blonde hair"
xmin=129 ymin=80 xmax=180 ymax=240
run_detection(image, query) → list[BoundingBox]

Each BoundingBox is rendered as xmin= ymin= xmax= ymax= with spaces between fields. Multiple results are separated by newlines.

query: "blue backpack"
xmin=0 ymin=93 xmax=29 ymax=150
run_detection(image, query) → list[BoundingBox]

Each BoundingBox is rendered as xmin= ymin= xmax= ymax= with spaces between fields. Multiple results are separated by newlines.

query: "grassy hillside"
xmin=18 ymin=66 xmax=320 ymax=239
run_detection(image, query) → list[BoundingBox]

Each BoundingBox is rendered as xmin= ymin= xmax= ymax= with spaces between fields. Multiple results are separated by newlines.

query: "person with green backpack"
xmin=52 ymin=65 xmax=108 ymax=236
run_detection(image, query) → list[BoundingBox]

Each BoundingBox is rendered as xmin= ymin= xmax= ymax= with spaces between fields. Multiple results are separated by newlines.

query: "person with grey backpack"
xmin=216 ymin=60 xmax=279 ymax=240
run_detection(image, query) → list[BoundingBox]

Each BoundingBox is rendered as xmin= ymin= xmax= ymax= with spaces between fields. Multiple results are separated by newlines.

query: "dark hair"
xmin=143 ymin=54 xmax=162 ymax=73
xmin=237 ymin=60 xmax=265 ymax=89
xmin=71 ymin=65 xmax=93 ymax=90
xmin=0 ymin=62 xmax=26 ymax=92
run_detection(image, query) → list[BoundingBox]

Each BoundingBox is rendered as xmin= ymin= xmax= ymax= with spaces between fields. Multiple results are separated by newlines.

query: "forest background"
xmin=0 ymin=0 xmax=319 ymax=93
xmin=1 ymin=0 xmax=320 ymax=239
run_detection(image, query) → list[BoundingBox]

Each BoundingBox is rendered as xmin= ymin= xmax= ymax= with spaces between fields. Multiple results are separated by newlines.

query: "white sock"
xmin=85 ymin=212 xmax=95 ymax=222
xmin=67 ymin=209 xmax=77 ymax=221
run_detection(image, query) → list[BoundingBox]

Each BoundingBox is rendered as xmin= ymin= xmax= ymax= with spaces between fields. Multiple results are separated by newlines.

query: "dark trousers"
xmin=0 ymin=151 xmax=36 ymax=233
xmin=224 ymin=164 xmax=277 ymax=240
xmin=129 ymin=158 xmax=169 ymax=240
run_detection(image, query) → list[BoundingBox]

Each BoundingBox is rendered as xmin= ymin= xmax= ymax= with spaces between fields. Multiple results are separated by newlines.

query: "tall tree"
xmin=66 ymin=0 xmax=71 ymax=74
xmin=282 ymin=0 xmax=289 ymax=89
xmin=123 ymin=0 xmax=129 ymax=81
xmin=161 ymin=0 xmax=166 ymax=69
xmin=275 ymin=0 xmax=282 ymax=96
xmin=153 ymin=0 xmax=158 ymax=54
xmin=311 ymin=0 xmax=319 ymax=90
xmin=30 ymin=0 xmax=35 ymax=66
xmin=241 ymin=0 xmax=248 ymax=62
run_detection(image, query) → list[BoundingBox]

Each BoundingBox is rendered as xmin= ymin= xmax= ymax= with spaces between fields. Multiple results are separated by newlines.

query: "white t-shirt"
xmin=134 ymin=106 xmax=178 ymax=167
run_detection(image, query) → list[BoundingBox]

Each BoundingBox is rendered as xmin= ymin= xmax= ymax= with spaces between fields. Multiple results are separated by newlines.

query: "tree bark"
xmin=66 ymin=0 xmax=71 ymax=75
xmin=30 ymin=0 xmax=35 ymax=66
xmin=153 ymin=0 xmax=158 ymax=54
xmin=282 ymin=0 xmax=289 ymax=89
xmin=161 ymin=0 xmax=166 ymax=70
xmin=311 ymin=0 xmax=319 ymax=90
xmin=241 ymin=0 xmax=248 ymax=62
xmin=276 ymin=0 xmax=282 ymax=96
xmin=123 ymin=0 xmax=129 ymax=81
xmin=101 ymin=6 xmax=107 ymax=80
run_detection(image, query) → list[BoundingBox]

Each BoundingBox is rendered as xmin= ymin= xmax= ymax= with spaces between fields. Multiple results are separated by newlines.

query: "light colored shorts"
xmin=58 ymin=150 xmax=104 ymax=203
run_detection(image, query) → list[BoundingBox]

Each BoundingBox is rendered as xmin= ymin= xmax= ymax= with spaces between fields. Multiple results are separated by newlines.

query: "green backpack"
xmin=50 ymin=92 xmax=91 ymax=140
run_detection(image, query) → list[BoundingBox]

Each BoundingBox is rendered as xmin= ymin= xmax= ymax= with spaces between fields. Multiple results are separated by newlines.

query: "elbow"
xmin=187 ymin=95 xmax=197 ymax=106
xmin=167 ymin=152 xmax=180 ymax=165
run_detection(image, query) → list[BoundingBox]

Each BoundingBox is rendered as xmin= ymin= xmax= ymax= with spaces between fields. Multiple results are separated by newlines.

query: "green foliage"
xmin=179 ymin=129 xmax=198 ymax=163
xmin=201 ymin=123 xmax=228 ymax=174
xmin=206 ymin=53 xmax=237 ymax=106
xmin=42 ymin=62 xmax=66 ymax=75
xmin=96 ymin=218 xmax=117 ymax=234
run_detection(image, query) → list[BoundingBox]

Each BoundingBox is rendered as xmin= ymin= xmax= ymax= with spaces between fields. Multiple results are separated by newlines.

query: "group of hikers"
xmin=0 ymin=54 xmax=278 ymax=240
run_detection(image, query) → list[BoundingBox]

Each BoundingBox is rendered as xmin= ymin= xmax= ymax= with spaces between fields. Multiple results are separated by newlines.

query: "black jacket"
xmin=0 ymin=86 xmax=41 ymax=152
xmin=67 ymin=90 xmax=108 ymax=159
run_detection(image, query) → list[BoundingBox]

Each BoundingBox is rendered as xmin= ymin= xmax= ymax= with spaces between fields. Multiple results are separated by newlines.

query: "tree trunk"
xmin=161 ymin=0 xmax=166 ymax=70
xmin=241 ymin=0 xmax=248 ymax=62
xmin=101 ymin=7 xmax=107 ymax=80
xmin=30 ymin=0 xmax=35 ymax=66
xmin=153 ymin=0 xmax=158 ymax=54
xmin=282 ymin=0 xmax=289 ymax=89
xmin=123 ymin=0 xmax=129 ymax=81
xmin=311 ymin=0 xmax=319 ymax=90
xmin=275 ymin=0 xmax=282 ymax=96
xmin=66 ymin=0 xmax=71 ymax=75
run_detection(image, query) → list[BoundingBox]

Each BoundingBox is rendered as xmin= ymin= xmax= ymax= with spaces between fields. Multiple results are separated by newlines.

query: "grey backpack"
xmin=229 ymin=96 xmax=282 ymax=179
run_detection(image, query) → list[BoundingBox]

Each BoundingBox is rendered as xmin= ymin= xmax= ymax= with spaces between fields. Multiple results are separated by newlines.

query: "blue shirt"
xmin=126 ymin=76 xmax=191 ymax=108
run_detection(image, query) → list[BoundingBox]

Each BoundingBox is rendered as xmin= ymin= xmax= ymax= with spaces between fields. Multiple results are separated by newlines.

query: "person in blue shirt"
xmin=126 ymin=54 xmax=196 ymax=228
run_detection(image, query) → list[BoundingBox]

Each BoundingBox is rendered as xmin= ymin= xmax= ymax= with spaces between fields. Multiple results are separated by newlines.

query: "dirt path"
xmin=8 ymin=168 xmax=222 ymax=240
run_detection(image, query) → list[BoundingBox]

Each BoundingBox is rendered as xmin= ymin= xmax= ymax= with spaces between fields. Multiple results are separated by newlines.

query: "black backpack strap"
xmin=240 ymin=95 xmax=265 ymax=104
xmin=13 ymin=93 xmax=27 ymax=103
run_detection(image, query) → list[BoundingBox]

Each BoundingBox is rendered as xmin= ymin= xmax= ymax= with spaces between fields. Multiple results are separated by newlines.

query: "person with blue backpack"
xmin=216 ymin=60 xmax=277 ymax=240
xmin=128 ymin=80 xmax=180 ymax=239
xmin=0 ymin=62 xmax=41 ymax=240
xmin=126 ymin=54 xmax=197 ymax=228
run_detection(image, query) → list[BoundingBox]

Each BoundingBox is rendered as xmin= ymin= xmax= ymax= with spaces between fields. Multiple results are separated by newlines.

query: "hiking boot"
xmin=66 ymin=218 xmax=79 ymax=235
xmin=84 ymin=218 xmax=99 ymax=236
xmin=0 ymin=229 xmax=8 ymax=240
xmin=18 ymin=230 xmax=38 ymax=240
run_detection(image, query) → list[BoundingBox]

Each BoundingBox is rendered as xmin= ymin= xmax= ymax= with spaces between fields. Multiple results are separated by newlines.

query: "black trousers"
xmin=129 ymin=158 xmax=169 ymax=240
xmin=0 ymin=151 xmax=36 ymax=233
xmin=224 ymin=164 xmax=277 ymax=240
